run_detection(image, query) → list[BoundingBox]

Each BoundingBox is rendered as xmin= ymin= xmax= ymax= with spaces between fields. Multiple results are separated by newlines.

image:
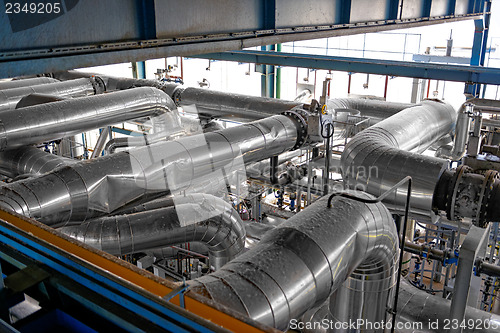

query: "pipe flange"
xmin=477 ymin=170 xmax=499 ymax=227
xmin=282 ymin=110 xmax=308 ymax=150
xmin=446 ymin=165 xmax=472 ymax=220
xmin=91 ymin=75 xmax=106 ymax=94
xmin=171 ymin=87 xmax=185 ymax=107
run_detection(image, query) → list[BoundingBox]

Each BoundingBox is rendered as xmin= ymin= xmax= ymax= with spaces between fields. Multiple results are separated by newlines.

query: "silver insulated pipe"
xmin=0 ymin=87 xmax=179 ymax=150
xmin=0 ymin=77 xmax=59 ymax=90
xmin=0 ymin=114 xmax=299 ymax=226
xmin=59 ymin=194 xmax=245 ymax=270
xmin=187 ymin=192 xmax=398 ymax=330
xmin=341 ymin=100 xmax=456 ymax=217
xmin=0 ymin=146 xmax=74 ymax=178
xmin=0 ymin=78 xmax=101 ymax=111
xmin=396 ymin=280 xmax=500 ymax=333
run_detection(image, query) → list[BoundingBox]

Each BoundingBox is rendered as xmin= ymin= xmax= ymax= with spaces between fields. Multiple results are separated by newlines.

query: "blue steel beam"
xmin=192 ymin=50 xmax=500 ymax=86
xmin=0 ymin=0 xmax=482 ymax=78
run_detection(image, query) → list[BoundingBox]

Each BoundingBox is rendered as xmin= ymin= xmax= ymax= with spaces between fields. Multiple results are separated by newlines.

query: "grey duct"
xmin=0 ymin=146 xmax=74 ymax=179
xmin=327 ymin=98 xmax=413 ymax=124
xmin=449 ymin=102 xmax=472 ymax=161
xmin=59 ymin=194 xmax=245 ymax=270
xmin=103 ymin=116 xmax=205 ymax=155
xmin=341 ymin=100 xmax=456 ymax=218
xmin=15 ymin=93 xmax=66 ymax=109
xmin=300 ymin=280 xmax=500 ymax=333
xmin=0 ymin=87 xmax=179 ymax=151
xmin=0 ymin=77 xmax=59 ymax=90
xmin=51 ymin=72 xmax=408 ymax=124
xmin=0 ymin=114 xmax=299 ymax=226
xmin=170 ymin=86 xmax=301 ymax=121
xmin=396 ymin=280 xmax=500 ymax=333
xmin=0 ymin=78 xmax=101 ymax=111
xmin=187 ymin=192 xmax=398 ymax=330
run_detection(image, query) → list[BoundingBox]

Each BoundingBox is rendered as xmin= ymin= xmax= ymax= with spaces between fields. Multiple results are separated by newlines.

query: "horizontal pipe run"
xmin=0 ymin=78 xmax=100 ymax=111
xmin=0 ymin=114 xmax=299 ymax=226
xmin=0 ymin=77 xmax=59 ymax=90
xmin=188 ymin=192 xmax=398 ymax=330
xmin=59 ymin=194 xmax=245 ymax=270
xmin=0 ymin=87 xmax=178 ymax=151
xmin=0 ymin=146 xmax=75 ymax=178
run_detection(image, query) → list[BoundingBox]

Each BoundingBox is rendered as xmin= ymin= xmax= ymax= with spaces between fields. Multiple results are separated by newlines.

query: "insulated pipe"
xmin=449 ymin=103 xmax=471 ymax=161
xmin=59 ymin=194 xmax=245 ymax=270
xmin=0 ymin=114 xmax=299 ymax=226
xmin=50 ymin=72 xmax=300 ymax=121
xmin=302 ymin=280 xmax=500 ymax=333
xmin=15 ymin=93 xmax=65 ymax=108
xmin=0 ymin=87 xmax=179 ymax=150
xmin=103 ymin=116 xmax=203 ymax=155
xmin=52 ymin=72 xmax=408 ymax=123
xmin=327 ymin=98 xmax=413 ymax=123
xmin=187 ymin=192 xmax=398 ymax=330
xmin=0 ymin=77 xmax=59 ymax=90
xmin=170 ymin=86 xmax=301 ymax=121
xmin=0 ymin=146 xmax=74 ymax=178
xmin=0 ymin=78 xmax=101 ymax=111
xmin=341 ymin=100 xmax=456 ymax=217
xmin=396 ymin=280 xmax=500 ymax=332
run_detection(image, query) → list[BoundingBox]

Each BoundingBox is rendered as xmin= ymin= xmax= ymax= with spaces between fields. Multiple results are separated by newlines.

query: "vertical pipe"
xmin=384 ymin=75 xmax=389 ymax=99
xmin=276 ymin=44 xmax=282 ymax=99
xmin=323 ymin=127 xmax=331 ymax=195
xmin=347 ymin=72 xmax=352 ymax=95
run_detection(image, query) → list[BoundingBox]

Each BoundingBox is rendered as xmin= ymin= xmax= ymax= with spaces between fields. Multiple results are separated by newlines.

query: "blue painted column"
xmin=132 ymin=61 xmax=146 ymax=79
xmin=260 ymin=45 xmax=275 ymax=98
xmin=465 ymin=0 xmax=491 ymax=98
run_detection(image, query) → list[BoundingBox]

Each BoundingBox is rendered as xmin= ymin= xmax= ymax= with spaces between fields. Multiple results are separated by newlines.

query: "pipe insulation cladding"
xmin=0 ymin=77 xmax=59 ymax=90
xmin=341 ymin=100 xmax=456 ymax=218
xmin=0 ymin=114 xmax=299 ymax=226
xmin=0 ymin=78 xmax=102 ymax=111
xmin=187 ymin=193 xmax=399 ymax=331
xmin=0 ymin=87 xmax=179 ymax=151
xmin=59 ymin=194 xmax=245 ymax=270
xmin=0 ymin=146 xmax=75 ymax=179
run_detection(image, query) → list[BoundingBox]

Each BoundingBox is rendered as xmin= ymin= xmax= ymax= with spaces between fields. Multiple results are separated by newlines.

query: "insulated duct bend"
xmin=341 ymin=100 xmax=456 ymax=217
xmin=0 ymin=114 xmax=299 ymax=226
xmin=59 ymin=194 xmax=245 ymax=270
xmin=187 ymin=192 xmax=398 ymax=330
xmin=0 ymin=87 xmax=178 ymax=151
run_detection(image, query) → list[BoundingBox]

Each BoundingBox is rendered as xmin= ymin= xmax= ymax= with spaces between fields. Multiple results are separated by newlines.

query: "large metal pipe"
xmin=0 ymin=114 xmax=299 ymax=226
xmin=0 ymin=78 xmax=101 ymax=111
xmin=301 ymin=280 xmax=500 ymax=333
xmin=0 ymin=146 xmax=74 ymax=178
xmin=327 ymin=98 xmax=413 ymax=123
xmin=0 ymin=77 xmax=59 ymax=90
xmin=341 ymin=100 xmax=456 ymax=217
xmin=51 ymin=72 xmax=408 ymax=124
xmin=0 ymin=87 xmax=179 ymax=151
xmin=187 ymin=192 xmax=398 ymax=330
xmin=396 ymin=280 xmax=500 ymax=333
xmin=449 ymin=103 xmax=471 ymax=161
xmin=59 ymin=194 xmax=245 ymax=270
xmin=170 ymin=86 xmax=301 ymax=121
